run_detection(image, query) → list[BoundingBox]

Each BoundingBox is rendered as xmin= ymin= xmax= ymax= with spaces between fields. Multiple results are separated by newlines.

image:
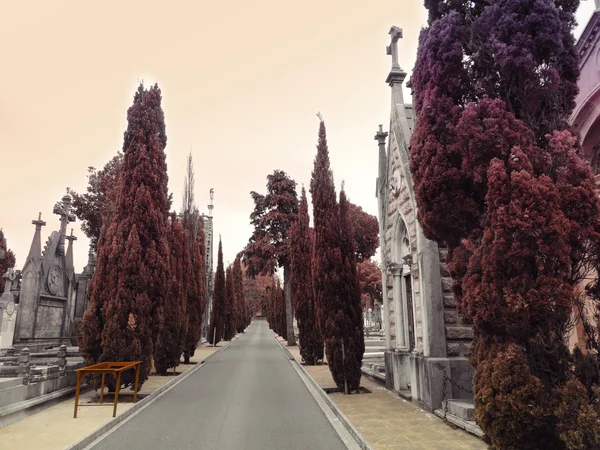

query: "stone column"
xmin=57 ymin=344 xmax=67 ymax=377
xmin=17 ymin=348 xmax=30 ymax=385
xmin=390 ymin=263 xmax=406 ymax=349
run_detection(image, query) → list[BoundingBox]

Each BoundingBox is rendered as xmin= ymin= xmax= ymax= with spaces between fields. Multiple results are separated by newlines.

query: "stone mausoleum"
xmin=0 ymin=194 xmax=93 ymax=351
xmin=569 ymin=1 xmax=600 ymax=350
xmin=375 ymin=27 xmax=475 ymax=427
xmin=375 ymin=6 xmax=600 ymax=433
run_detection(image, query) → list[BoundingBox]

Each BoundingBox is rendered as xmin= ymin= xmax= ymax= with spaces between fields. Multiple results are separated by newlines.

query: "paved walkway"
xmin=90 ymin=320 xmax=347 ymax=450
xmin=0 ymin=343 xmax=221 ymax=450
xmin=281 ymin=339 xmax=485 ymax=450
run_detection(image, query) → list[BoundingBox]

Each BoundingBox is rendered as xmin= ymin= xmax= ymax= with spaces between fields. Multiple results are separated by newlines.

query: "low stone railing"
xmin=0 ymin=345 xmax=76 ymax=384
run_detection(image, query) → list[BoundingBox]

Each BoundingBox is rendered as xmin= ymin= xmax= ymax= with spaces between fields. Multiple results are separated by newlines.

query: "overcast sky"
xmin=0 ymin=1 xmax=596 ymax=274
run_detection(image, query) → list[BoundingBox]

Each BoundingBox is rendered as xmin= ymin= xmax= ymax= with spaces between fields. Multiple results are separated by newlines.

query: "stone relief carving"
xmin=47 ymin=265 xmax=62 ymax=295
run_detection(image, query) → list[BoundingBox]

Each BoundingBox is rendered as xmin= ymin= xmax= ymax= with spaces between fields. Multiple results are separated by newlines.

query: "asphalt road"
xmin=89 ymin=319 xmax=347 ymax=450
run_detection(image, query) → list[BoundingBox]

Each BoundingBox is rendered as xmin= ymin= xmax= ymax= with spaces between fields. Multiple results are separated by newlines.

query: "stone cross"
xmin=53 ymin=194 xmax=76 ymax=256
xmin=66 ymin=228 xmax=77 ymax=244
xmin=386 ymin=26 xmax=403 ymax=70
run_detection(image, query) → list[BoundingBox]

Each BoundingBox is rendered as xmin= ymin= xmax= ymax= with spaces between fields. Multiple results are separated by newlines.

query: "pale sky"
xmin=0 ymin=1 xmax=596 ymax=274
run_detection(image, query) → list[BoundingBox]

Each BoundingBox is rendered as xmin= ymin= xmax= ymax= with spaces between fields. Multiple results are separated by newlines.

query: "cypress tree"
xmin=224 ymin=265 xmax=236 ymax=340
xmin=290 ymin=187 xmax=323 ymax=364
xmin=233 ymin=256 xmax=247 ymax=333
xmin=208 ymin=238 xmax=226 ymax=346
xmin=184 ymin=218 xmax=206 ymax=363
xmin=310 ymin=117 xmax=348 ymax=389
xmin=180 ymin=153 xmax=206 ymax=363
xmin=81 ymin=83 xmax=170 ymax=385
xmin=337 ymin=188 xmax=365 ymax=391
xmin=154 ymin=215 xmax=189 ymax=374
xmin=276 ymin=279 xmax=287 ymax=340
xmin=410 ymin=1 xmax=600 ymax=446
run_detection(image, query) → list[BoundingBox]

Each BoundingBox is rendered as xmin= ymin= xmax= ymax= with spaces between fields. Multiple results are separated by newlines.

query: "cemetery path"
xmin=89 ymin=319 xmax=347 ymax=450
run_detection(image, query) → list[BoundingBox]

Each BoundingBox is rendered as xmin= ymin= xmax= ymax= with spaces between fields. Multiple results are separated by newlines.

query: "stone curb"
xmin=271 ymin=331 xmax=373 ymax=450
xmin=67 ymin=337 xmax=237 ymax=450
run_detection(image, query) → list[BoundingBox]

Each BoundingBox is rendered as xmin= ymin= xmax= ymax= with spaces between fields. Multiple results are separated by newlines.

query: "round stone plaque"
xmin=48 ymin=265 xmax=62 ymax=295
xmin=6 ymin=301 xmax=15 ymax=316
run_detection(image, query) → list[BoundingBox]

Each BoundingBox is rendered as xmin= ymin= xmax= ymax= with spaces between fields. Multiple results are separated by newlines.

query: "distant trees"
xmin=233 ymin=256 xmax=248 ymax=333
xmin=184 ymin=217 xmax=206 ymax=363
xmin=241 ymin=261 xmax=273 ymax=318
xmin=310 ymin=118 xmax=363 ymax=392
xmin=80 ymin=83 xmax=170 ymax=385
xmin=208 ymin=238 xmax=226 ymax=346
xmin=243 ymin=171 xmax=298 ymax=346
xmin=290 ymin=187 xmax=323 ymax=365
xmin=347 ymin=202 xmax=378 ymax=262
xmin=410 ymin=1 xmax=600 ymax=447
xmin=224 ymin=265 xmax=236 ymax=340
xmin=180 ymin=153 xmax=206 ymax=364
xmin=69 ymin=152 xmax=123 ymax=250
xmin=357 ymin=260 xmax=382 ymax=309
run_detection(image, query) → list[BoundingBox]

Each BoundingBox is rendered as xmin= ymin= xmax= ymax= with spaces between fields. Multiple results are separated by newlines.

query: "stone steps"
xmin=363 ymin=351 xmax=385 ymax=359
xmin=445 ymin=399 xmax=475 ymax=421
xmin=433 ymin=398 xmax=483 ymax=438
xmin=361 ymin=364 xmax=386 ymax=382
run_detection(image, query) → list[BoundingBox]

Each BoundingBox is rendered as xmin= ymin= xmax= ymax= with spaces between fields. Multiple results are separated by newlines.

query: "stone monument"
xmin=12 ymin=194 xmax=81 ymax=349
xmin=0 ymin=268 xmax=18 ymax=349
xmin=375 ymin=26 xmax=474 ymax=413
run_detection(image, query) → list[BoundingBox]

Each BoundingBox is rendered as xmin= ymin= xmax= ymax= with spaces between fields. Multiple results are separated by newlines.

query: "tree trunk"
xmin=283 ymin=264 xmax=296 ymax=346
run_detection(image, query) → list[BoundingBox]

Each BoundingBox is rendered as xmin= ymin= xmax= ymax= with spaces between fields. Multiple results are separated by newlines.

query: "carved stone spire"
xmin=375 ymin=125 xmax=389 ymax=197
xmin=65 ymin=228 xmax=77 ymax=275
xmin=26 ymin=213 xmax=46 ymax=268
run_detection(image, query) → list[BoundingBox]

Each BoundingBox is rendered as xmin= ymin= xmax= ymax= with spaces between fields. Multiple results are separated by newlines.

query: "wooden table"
xmin=73 ymin=361 xmax=141 ymax=418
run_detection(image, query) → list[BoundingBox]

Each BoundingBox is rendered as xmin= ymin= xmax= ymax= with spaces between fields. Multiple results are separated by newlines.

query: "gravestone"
xmin=0 ymin=268 xmax=18 ymax=348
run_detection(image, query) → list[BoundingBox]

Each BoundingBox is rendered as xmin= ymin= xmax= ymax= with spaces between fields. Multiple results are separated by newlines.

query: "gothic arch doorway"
xmin=391 ymin=215 xmax=416 ymax=352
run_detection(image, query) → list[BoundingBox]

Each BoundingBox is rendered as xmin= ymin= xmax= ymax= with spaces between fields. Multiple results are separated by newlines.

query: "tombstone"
xmin=373 ymin=301 xmax=382 ymax=331
xmin=0 ymin=268 xmax=18 ymax=348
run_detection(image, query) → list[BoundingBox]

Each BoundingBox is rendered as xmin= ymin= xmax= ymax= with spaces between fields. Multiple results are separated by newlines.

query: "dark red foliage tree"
xmin=243 ymin=171 xmax=298 ymax=346
xmin=265 ymin=280 xmax=275 ymax=330
xmin=347 ymin=202 xmax=378 ymax=262
xmin=184 ymin=217 xmax=206 ymax=363
xmin=233 ymin=256 xmax=247 ymax=333
xmin=335 ymin=189 xmax=364 ymax=391
xmin=357 ymin=260 xmax=382 ymax=309
xmin=241 ymin=260 xmax=273 ymax=318
xmin=0 ymin=230 xmax=16 ymax=293
xmin=410 ymin=1 xmax=600 ymax=446
xmin=275 ymin=278 xmax=287 ymax=340
xmin=69 ymin=153 xmax=123 ymax=250
xmin=80 ymin=83 xmax=170 ymax=386
xmin=310 ymin=119 xmax=339 ymax=339
xmin=223 ymin=265 xmax=236 ymax=340
xmin=290 ymin=187 xmax=323 ymax=364
xmin=310 ymin=118 xmax=363 ymax=392
xmin=179 ymin=153 xmax=206 ymax=363
xmin=154 ymin=215 xmax=189 ymax=374
xmin=208 ymin=238 xmax=226 ymax=346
